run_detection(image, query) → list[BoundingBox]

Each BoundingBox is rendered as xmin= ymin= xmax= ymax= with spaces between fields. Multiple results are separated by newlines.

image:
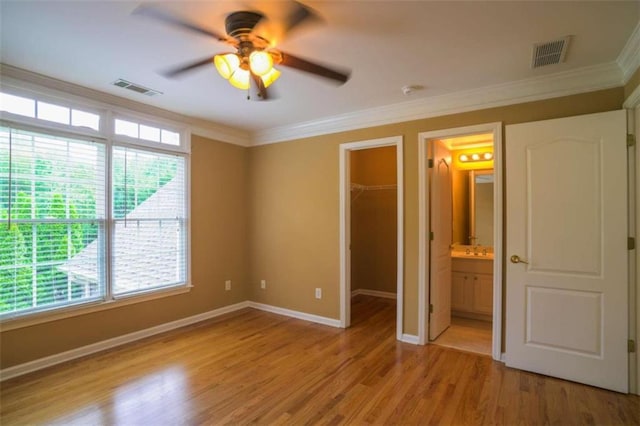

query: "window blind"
xmin=111 ymin=146 xmax=186 ymax=295
xmin=0 ymin=127 xmax=106 ymax=315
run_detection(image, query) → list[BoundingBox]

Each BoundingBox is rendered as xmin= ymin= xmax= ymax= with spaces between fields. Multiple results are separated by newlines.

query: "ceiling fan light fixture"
xmin=249 ymin=51 xmax=274 ymax=76
xmin=214 ymin=53 xmax=240 ymax=80
xmin=261 ymin=67 xmax=281 ymax=88
xmin=228 ymin=68 xmax=250 ymax=90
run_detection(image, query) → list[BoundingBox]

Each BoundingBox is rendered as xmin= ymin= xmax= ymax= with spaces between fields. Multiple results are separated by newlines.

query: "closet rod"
xmin=350 ymin=183 xmax=397 ymax=191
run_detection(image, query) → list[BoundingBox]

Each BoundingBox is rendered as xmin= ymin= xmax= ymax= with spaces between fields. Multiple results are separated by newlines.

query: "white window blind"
xmin=1 ymin=86 xmax=190 ymax=321
xmin=112 ymin=146 xmax=186 ymax=295
xmin=0 ymin=126 xmax=106 ymax=316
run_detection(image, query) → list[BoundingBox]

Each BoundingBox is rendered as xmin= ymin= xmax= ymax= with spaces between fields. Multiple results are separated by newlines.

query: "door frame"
xmin=339 ymin=136 xmax=404 ymax=341
xmin=624 ymin=88 xmax=640 ymax=395
xmin=418 ymin=122 xmax=503 ymax=360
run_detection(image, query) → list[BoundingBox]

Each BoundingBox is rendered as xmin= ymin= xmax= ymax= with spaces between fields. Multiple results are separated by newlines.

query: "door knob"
xmin=510 ymin=254 xmax=529 ymax=264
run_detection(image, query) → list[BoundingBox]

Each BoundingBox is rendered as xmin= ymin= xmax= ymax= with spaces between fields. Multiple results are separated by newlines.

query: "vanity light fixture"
xmin=459 ymin=152 xmax=493 ymax=163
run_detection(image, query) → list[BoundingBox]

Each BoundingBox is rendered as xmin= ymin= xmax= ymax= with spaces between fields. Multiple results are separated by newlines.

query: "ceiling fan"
xmin=133 ymin=2 xmax=351 ymax=100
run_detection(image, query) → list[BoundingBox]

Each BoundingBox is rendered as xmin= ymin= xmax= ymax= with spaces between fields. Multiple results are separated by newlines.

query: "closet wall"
xmin=350 ymin=146 xmax=397 ymax=295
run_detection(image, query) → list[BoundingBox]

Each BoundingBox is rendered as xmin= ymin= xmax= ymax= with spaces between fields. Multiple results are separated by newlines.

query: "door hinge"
xmin=627 ymin=134 xmax=636 ymax=147
xmin=629 ymin=339 xmax=636 ymax=353
xmin=429 ymin=304 xmax=434 ymax=314
xmin=628 ymin=237 xmax=635 ymax=250
xmin=429 ymin=231 xmax=434 ymax=241
xmin=428 ymin=158 xmax=434 ymax=168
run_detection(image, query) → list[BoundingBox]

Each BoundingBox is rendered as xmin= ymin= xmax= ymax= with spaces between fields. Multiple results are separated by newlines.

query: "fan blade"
xmin=278 ymin=52 xmax=350 ymax=84
xmin=249 ymin=71 xmax=269 ymax=101
xmin=282 ymin=1 xmax=322 ymax=36
xmin=252 ymin=1 xmax=322 ymax=46
xmin=161 ymin=55 xmax=217 ymax=78
xmin=133 ymin=5 xmax=230 ymax=43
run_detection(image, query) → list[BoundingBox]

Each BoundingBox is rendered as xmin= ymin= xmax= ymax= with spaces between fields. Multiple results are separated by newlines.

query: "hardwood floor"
xmin=432 ymin=316 xmax=492 ymax=356
xmin=1 ymin=295 xmax=639 ymax=425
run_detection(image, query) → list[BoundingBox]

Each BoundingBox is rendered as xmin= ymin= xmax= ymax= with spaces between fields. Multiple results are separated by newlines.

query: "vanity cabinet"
xmin=451 ymin=257 xmax=493 ymax=320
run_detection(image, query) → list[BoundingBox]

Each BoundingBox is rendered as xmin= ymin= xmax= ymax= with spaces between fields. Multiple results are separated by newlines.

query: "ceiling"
xmin=1 ymin=1 xmax=639 ymax=143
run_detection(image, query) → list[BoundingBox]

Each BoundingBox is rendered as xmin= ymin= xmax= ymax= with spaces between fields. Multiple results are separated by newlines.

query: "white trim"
xmin=624 ymin=85 xmax=640 ymax=110
xmin=417 ymin=137 xmax=428 ymax=345
xmin=492 ymin=125 xmax=504 ymax=362
xmin=1 ymin=285 xmax=194 ymax=332
xmin=0 ymin=64 xmax=251 ymax=147
xmin=618 ymin=22 xmax=640 ymax=84
xmin=400 ymin=334 xmax=420 ymax=345
xmin=253 ymin=62 xmax=622 ymax=145
xmin=339 ymin=136 xmax=404 ymax=340
xmin=247 ymin=302 xmax=342 ymax=328
xmin=418 ymin=123 xmax=503 ymax=362
xmin=0 ymin=301 xmax=251 ymax=381
xmin=351 ymin=289 xmax=397 ymax=299
xmin=626 ymin=108 xmax=638 ymax=395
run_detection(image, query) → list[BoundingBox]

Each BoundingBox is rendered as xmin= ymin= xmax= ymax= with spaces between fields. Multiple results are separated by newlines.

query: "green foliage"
xmin=0 ymin=216 xmax=32 ymax=313
xmin=1 ymin=133 xmax=177 ymax=314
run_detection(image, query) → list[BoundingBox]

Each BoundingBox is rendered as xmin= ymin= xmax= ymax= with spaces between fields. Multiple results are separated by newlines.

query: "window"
xmin=114 ymin=118 xmax=180 ymax=146
xmin=0 ymin=127 xmax=106 ymax=315
xmin=1 ymin=97 xmax=189 ymax=319
xmin=111 ymin=147 xmax=186 ymax=295
xmin=1 ymin=92 xmax=101 ymax=132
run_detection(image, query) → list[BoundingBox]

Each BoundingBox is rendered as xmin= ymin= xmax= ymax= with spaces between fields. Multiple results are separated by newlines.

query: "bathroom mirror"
xmin=469 ymin=170 xmax=494 ymax=247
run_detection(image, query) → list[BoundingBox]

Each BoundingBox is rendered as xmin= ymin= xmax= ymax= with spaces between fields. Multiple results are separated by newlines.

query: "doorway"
xmin=418 ymin=123 xmax=503 ymax=360
xmin=339 ymin=136 xmax=404 ymax=341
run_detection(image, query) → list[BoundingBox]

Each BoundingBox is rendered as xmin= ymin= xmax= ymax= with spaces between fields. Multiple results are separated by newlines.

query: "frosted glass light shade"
xmin=260 ymin=68 xmax=281 ymax=88
xmin=214 ymin=54 xmax=240 ymax=79
xmin=229 ymin=68 xmax=250 ymax=90
xmin=249 ymin=51 xmax=273 ymax=76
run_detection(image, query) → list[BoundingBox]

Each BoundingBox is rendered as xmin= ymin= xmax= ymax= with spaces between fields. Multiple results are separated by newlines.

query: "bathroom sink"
xmin=451 ymin=251 xmax=494 ymax=260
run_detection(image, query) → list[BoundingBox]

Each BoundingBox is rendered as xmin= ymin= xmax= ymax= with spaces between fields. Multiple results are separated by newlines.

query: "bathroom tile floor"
xmin=432 ymin=316 xmax=492 ymax=356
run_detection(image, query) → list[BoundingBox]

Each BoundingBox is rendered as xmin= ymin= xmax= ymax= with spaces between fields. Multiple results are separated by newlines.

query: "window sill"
xmin=0 ymin=284 xmax=193 ymax=332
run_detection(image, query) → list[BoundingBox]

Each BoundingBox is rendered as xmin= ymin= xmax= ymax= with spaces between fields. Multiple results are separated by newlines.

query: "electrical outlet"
xmin=225 ymin=280 xmax=231 ymax=291
xmin=260 ymin=279 xmax=266 ymax=289
xmin=315 ymin=288 xmax=322 ymax=299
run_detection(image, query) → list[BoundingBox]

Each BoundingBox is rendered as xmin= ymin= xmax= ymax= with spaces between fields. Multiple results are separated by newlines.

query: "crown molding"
xmin=252 ymin=62 xmax=623 ymax=145
xmin=2 ymin=60 xmax=627 ymax=148
xmin=0 ymin=64 xmax=252 ymax=147
xmin=617 ymin=21 xmax=640 ymax=84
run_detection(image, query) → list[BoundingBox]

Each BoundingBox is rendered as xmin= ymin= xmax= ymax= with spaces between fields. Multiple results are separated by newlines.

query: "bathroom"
xmin=432 ymin=133 xmax=495 ymax=355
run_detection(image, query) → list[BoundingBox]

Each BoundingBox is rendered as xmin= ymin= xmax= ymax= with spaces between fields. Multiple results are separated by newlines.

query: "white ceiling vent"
xmin=111 ymin=79 xmax=162 ymax=96
xmin=531 ymin=36 xmax=570 ymax=69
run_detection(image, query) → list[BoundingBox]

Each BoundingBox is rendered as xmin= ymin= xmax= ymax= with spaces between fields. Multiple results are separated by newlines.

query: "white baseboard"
xmin=1 ymin=300 xmax=344 ymax=381
xmin=248 ymin=301 xmax=342 ymax=328
xmin=351 ymin=289 xmax=397 ymax=299
xmin=0 ymin=301 xmax=250 ymax=381
xmin=400 ymin=334 xmax=420 ymax=345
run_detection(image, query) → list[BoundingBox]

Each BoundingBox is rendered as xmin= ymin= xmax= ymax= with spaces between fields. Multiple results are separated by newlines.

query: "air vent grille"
xmin=111 ymin=79 xmax=162 ymax=97
xmin=531 ymin=36 xmax=570 ymax=68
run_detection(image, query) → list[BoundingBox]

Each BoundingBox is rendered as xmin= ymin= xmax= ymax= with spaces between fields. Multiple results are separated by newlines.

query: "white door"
xmin=505 ymin=110 xmax=628 ymax=393
xmin=429 ymin=140 xmax=452 ymax=340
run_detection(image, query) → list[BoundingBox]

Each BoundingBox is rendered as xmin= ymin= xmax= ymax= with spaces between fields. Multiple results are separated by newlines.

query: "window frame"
xmin=0 ymin=84 xmax=192 ymax=330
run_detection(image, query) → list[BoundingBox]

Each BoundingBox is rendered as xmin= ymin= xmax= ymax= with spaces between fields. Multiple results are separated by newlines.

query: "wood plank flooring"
xmin=432 ymin=316 xmax=492 ymax=356
xmin=1 ymin=295 xmax=639 ymax=425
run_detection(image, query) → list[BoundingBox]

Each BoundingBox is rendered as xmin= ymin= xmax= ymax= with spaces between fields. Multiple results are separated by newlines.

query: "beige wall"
xmin=247 ymin=88 xmax=624 ymax=335
xmin=0 ymin=87 xmax=626 ymax=369
xmin=350 ymin=147 xmax=397 ymax=294
xmin=0 ymin=135 xmax=250 ymax=369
